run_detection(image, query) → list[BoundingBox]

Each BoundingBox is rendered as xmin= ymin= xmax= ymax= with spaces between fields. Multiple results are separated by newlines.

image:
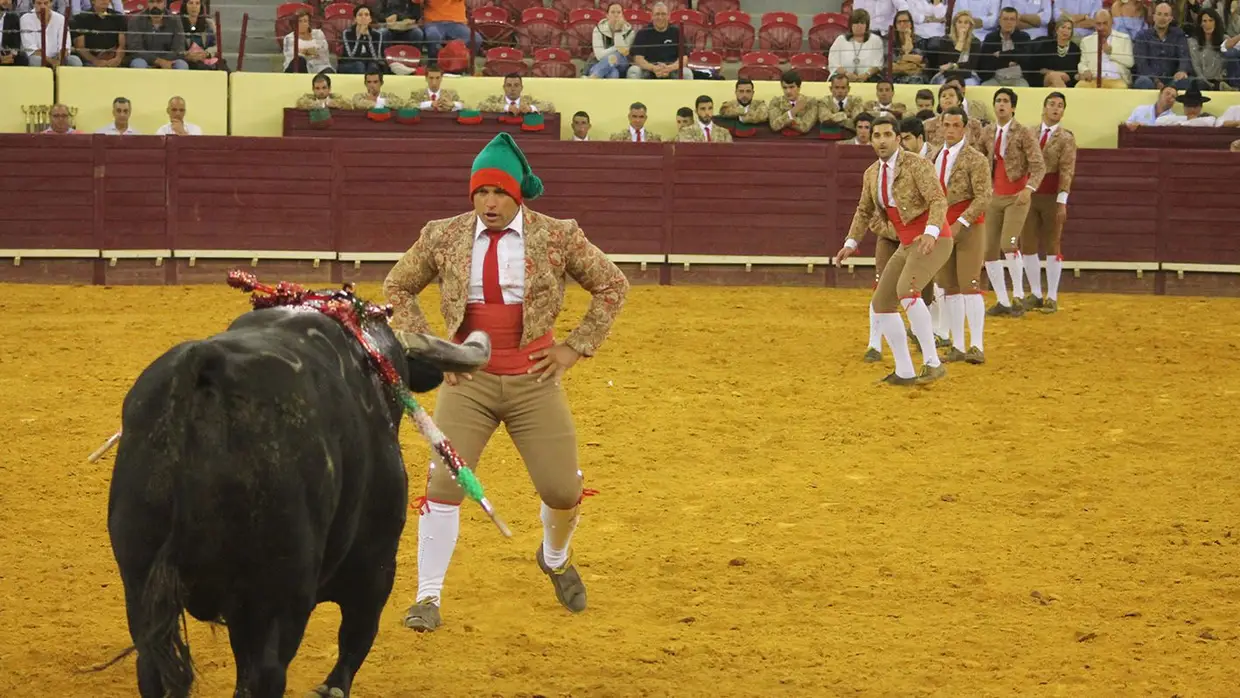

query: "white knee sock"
xmin=541 ymin=502 xmax=579 ymax=569
xmin=1046 ymin=255 xmax=1063 ymax=301
xmin=416 ymin=501 xmax=460 ymax=603
xmin=867 ymin=303 xmax=882 ymax=352
xmin=901 ymin=297 xmax=941 ymax=367
xmin=964 ymin=294 xmax=986 ymax=351
xmin=932 ymin=284 xmax=949 ymax=338
xmin=1005 ymin=251 xmax=1025 ymax=298
xmin=946 ymin=294 xmax=966 ymax=352
xmin=877 ymin=313 xmax=916 ymax=378
xmin=984 ymin=261 xmax=1011 ymax=307
xmin=1023 ymin=254 xmax=1043 ymax=298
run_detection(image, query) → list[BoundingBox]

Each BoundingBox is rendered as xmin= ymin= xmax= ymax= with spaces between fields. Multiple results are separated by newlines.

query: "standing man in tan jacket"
xmin=980 ymin=88 xmax=1044 ymax=316
xmin=383 ymin=133 xmax=629 ymax=631
xmin=1021 ymin=91 xmax=1077 ymax=313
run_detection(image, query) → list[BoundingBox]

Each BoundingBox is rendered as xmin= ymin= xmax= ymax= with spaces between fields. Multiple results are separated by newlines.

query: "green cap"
xmin=520 ymin=112 xmax=545 ymax=132
xmin=468 ymin=132 xmax=543 ymax=204
xmin=367 ymin=106 xmax=392 ymax=122
xmin=308 ymin=107 xmax=333 ymax=129
xmin=396 ymin=107 xmax=421 ymax=124
xmin=457 ymin=109 xmax=483 ymax=125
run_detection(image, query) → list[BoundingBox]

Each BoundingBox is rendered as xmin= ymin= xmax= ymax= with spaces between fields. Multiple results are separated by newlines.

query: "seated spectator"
xmin=71 ymin=0 xmax=125 ymax=68
xmin=915 ymin=88 xmax=935 ymax=111
xmin=1219 ymin=103 xmax=1240 ymax=126
xmin=127 ymin=0 xmax=186 ymax=69
xmin=845 ymin=112 xmax=874 ymax=144
xmin=890 ymin=10 xmax=927 ymax=83
xmin=296 ymin=71 xmax=350 ymax=109
xmin=353 ymin=70 xmax=404 ymax=110
xmin=720 ymin=77 xmax=770 ymax=124
xmin=1152 ymin=85 xmax=1216 ymax=125
xmin=909 ymin=0 xmax=950 ymax=40
xmin=863 ymin=79 xmax=908 ymax=118
xmin=1224 ymin=15 xmax=1240 ymax=89
xmin=339 ymin=5 xmax=384 ymax=75
xmin=570 ymin=110 xmax=591 ymax=140
xmin=610 ymin=102 xmax=661 ymax=141
xmin=181 ymin=0 xmax=222 ymax=70
xmin=96 ymin=96 xmax=138 ymax=134
xmin=828 ymin=9 xmax=885 ymax=83
xmin=410 ymin=64 xmax=463 ymax=110
xmin=1 ymin=0 xmax=28 ymax=66
xmin=942 ymin=72 xmax=992 ymax=121
xmin=1033 ymin=17 xmax=1081 ymax=87
xmin=47 ymin=0 xmax=122 ymax=15
xmin=926 ymin=11 xmax=982 ymax=84
xmin=769 ymin=69 xmax=818 ymax=135
xmin=1077 ymin=9 xmax=1135 ymax=88
xmin=588 ymin=2 xmax=633 ymax=79
xmin=1189 ymin=9 xmax=1227 ymax=89
xmin=1110 ymin=0 xmax=1148 ymax=38
xmin=1123 ymin=83 xmax=1178 ymax=126
xmin=21 ymin=0 xmax=81 ymax=66
xmin=818 ymin=73 xmax=865 ymax=132
xmin=924 ymin=82 xmax=984 ymax=148
xmin=954 ymin=0 xmax=997 ymax=40
xmin=283 ymin=9 xmax=332 ymax=74
xmin=1058 ymin=0 xmax=1105 ymax=38
xmin=420 ymin=0 xmax=481 ymax=61
xmin=628 ymin=2 xmax=692 ymax=79
xmin=675 ymin=106 xmax=693 ymax=129
xmin=1009 ymin=0 xmax=1051 ymax=39
xmin=1133 ymin=1 xmax=1193 ymax=89
xmin=43 ymin=103 xmax=79 ymax=133
xmin=677 ymin=95 xmax=733 ymax=142
xmin=380 ymin=0 xmax=422 ymax=48
xmin=155 ymin=96 xmax=202 ymax=135
xmin=477 ymin=73 xmax=553 ymax=113
xmin=980 ymin=6 xmax=1033 ymax=86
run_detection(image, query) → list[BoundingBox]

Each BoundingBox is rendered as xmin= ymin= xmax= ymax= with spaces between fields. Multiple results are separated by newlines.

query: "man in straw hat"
xmin=383 ymin=133 xmax=630 ymax=631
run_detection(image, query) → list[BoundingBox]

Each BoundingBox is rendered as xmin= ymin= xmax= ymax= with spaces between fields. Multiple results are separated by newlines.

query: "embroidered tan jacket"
xmin=382 ymin=209 xmax=629 ymax=357
xmin=768 ymin=96 xmax=819 ymax=133
xmin=352 ymin=91 xmax=405 ymax=110
xmin=476 ymin=94 xmax=555 ymax=113
xmin=608 ymin=129 xmax=663 ymax=142
xmin=927 ymin=142 xmax=993 ymax=225
xmin=923 ymin=116 xmax=986 ymax=154
xmin=719 ymin=99 xmax=769 ymax=124
xmin=981 ymin=118 xmax=1046 ymax=190
xmin=296 ymin=92 xmax=350 ymax=110
xmin=408 ymin=87 xmax=463 ymax=111
xmin=676 ymin=123 xmax=734 ymax=142
xmin=847 ymin=150 xmax=948 ymax=242
xmin=817 ymin=94 xmax=865 ymax=130
xmin=1032 ymin=124 xmax=1077 ymax=196
xmin=965 ymin=97 xmax=991 ymax=123
xmin=861 ymin=99 xmax=908 ymax=119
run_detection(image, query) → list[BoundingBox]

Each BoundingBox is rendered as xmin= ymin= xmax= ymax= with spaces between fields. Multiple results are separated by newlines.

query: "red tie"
xmin=880 ymin=162 xmax=890 ymax=208
xmin=636 ymin=130 xmax=642 ymax=142
xmin=481 ymin=229 xmax=509 ymax=304
xmin=993 ymin=129 xmax=1003 ymax=160
xmin=704 ymin=126 xmax=711 ymax=141
xmin=431 ymin=92 xmax=438 ymax=102
xmin=939 ymin=151 xmax=948 ymax=190
xmin=1039 ymin=127 xmax=1050 ymax=148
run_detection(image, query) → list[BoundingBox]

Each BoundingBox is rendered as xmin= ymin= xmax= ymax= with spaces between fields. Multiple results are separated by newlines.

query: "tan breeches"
xmin=984 ymin=193 xmax=1031 ymax=261
xmin=935 ymin=222 xmax=986 ymax=294
xmin=872 ymin=237 xmax=954 ymax=313
xmin=424 ymin=371 xmax=582 ymax=510
xmin=1020 ymin=193 xmax=1062 ymax=256
xmin=873 ymin=236 xmax=899 ymax=287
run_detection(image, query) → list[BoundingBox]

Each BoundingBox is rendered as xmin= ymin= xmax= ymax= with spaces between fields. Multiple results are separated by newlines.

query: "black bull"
xmin=107 ymin=303 xmax=489 ymax=698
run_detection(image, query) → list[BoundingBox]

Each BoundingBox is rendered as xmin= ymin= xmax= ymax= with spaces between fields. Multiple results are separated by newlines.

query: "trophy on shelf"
xmin=22 ymin=104 xmax=77 ymax=133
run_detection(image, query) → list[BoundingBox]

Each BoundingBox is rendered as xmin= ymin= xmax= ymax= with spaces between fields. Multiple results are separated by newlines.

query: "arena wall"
xmin=9 ymin=65 xmax=1240 ymax=146
xmin=1 ymin=134 xmax=1238 ymax=294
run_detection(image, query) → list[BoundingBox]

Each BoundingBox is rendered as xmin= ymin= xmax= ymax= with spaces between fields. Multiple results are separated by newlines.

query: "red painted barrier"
xmin=1 ymin=134 xmax=1239 ymax=291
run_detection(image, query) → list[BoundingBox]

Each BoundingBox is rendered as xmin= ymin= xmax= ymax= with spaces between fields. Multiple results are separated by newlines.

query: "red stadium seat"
xmin=671 ymin=8 xmax=709 ymax=50
xmin=686 ymin=48 xmax=723 ymax=71
xmin=624 ymin=8 xmax=651 ymax=27
xmin=437 ymin=39 xmax=471 ymax=73
xmin=275 ymin=2 xmax=313 ymax=49
xmin=551 ymin=0 xmax=596 ymax=16
xmin=168 ymin=0 xmax=181 ymax=13
xmin=532 ymin=46 xmax=576 ymax=76
xmin=662 ymin=0 xmax=687 ymax=11
xmin=696 ymin=0 xmax=739 ymax=22
xmin=737 ymin=50 xmax=783 ymax=81
xmin=809 ymin=12 xmax=849 ymax=52
xmin=465 ymin=0 xmax=490 ymax=12
xmin=384 ymin=44 xmax=422 ymax=71
xmin=321 ymin=2 xmax=354 ymax=55
xmin=483 ymin=46 xmax=528 ymax=76
xmin=503 ymin=0 xmax=543 ymax=20
xmin=789 ymin=52 xmax=830 ymax=81
xmin=473 ymin=6 xmax=515 ymax=48
xmin=759 ymin=13 xmax=803 ymax=58
xmin=516 ymin=8 xmax=564 ymax=53
xmin=565 ymin=7 xmax=605 ymax=58
xmin=711 ymin=11 xmax=755 ymax=61
xmin=122 ymin=0 xmax=145 ymax=13
xmin=620 ymin=0 xmax=644 ymax=10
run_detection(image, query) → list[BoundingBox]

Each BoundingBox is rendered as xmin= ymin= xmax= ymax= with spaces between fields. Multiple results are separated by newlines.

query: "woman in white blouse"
xmin=828 ymin=9 xmax=886 ymax=81
xmin=283 ymin=10 xmax=333 ymax=74
xmin=909 ymin=0 xmax=949 ymax=39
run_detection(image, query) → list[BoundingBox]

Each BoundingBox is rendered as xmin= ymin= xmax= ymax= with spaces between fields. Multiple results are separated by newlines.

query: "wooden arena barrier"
xmin=1 ymin=134 xmax=1239 ymax=294
xmin=1116 ymin=124 xmax=1240 ymax=151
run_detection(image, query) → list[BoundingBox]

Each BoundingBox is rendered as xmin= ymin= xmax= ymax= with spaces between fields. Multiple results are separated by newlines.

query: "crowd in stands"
xmin=38 ymin=93 xmax=203 ymax=133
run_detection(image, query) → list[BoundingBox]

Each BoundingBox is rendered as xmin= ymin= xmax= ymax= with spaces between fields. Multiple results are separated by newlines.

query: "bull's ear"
xmin=406 ymin=356 xmax=445 ymax=393
xmin=393 ymin=329 xmax=491 ymax=374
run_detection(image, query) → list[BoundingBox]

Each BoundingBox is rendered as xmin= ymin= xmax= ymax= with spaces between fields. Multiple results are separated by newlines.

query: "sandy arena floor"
xmin=1 ymin=281 xmax=1238 ymax=697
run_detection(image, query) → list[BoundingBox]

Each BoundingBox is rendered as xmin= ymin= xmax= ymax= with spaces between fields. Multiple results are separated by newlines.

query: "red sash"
xmin=781 ymin=127 xmax=808 ymax=137
xmin=454 ymin=303 xmax=554 ymax=376
xmin=885 ymin=206 xmax=933 ymax=245
xmin=1035 ymin=173 xmax=1060 ymax=196
xmin=993 ymin=156 xmax=1029 ymax=196
xmin=946 ymin=199 xmax=972 ymax=226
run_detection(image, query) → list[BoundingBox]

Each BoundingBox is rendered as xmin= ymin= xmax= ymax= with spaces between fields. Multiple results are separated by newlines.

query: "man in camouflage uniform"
xmin=295 ymin=71 xmax=350 ymax=110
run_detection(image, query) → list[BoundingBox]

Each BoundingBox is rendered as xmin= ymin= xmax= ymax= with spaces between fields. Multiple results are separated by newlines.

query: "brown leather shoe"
xmin=1024 ymin=296 xmax=1045 ymax=311
xmin=944 ymin=347 xmax=968 ymax=362
xmin=863 ymin=347 xmax=882 ymax=362
xmin=879 ymin=372 xmax=918 ymax=386
xmin=1041 ymin=298 xmax=1058 ymax=313
xmin=916 ymin=363 xmax=946 ymax=383
xmin=403 ymin=598 xmax=442 ymax=632
xmin=537 ymin=545 xmax=587 ymax=613
xmin=965 ymin=347 xmax=986 ymax=364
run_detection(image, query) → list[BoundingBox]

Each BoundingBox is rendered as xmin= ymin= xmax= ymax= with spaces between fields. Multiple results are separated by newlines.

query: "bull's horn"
xmin=394 ymin=330 xmax=492 ymax=373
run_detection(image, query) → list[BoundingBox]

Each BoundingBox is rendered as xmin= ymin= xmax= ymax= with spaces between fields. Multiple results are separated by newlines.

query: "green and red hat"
xmin=367 ymin=106 xmax=391 ymax=122
xmin=395 ymin=107 xmax=421 ymax=124
xmin=308 ymin=107 xmax=333 ymax=129
xmin=468 ymin=132 xmax=543 ymax=205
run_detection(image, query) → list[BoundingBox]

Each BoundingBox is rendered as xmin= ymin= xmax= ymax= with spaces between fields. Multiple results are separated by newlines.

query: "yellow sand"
xmin=1 ymin=283 xmax=1238 ymax=697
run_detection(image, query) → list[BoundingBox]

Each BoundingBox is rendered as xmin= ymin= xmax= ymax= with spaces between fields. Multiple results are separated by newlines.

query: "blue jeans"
xmin=1225 ymin=47 xmax=1240 ymax=87
xmin=130 ymin=57 xmax=189 ymax=69
xmin=421 ymin=21 xmax=482 ymax=59
xmin=29 ymin=54 xmax=82 ymax=66
xmin=588 ymin=52 xmax=627 ymax=78
xmin=1133 ymin=75 xmax=1191 ymax=89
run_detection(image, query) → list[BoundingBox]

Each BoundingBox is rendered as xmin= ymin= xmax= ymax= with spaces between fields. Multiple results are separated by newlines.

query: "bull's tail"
xmin=136 ymin=534 xmax=194 ymax=698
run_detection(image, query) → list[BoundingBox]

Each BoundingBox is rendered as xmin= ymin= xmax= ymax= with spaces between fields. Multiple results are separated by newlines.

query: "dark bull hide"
xmin=107 ymin=299 xmax=489 ymax=698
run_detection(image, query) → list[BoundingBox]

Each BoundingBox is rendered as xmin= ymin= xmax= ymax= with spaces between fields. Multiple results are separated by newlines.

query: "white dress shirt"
xmin=155 ymin=122 xmax=203 ymax=135
xmin=507 ymin=97 xmax=539 ymax=113
xmin=418 ymin=90 xmax=464 ymax=111
xmin=97 ymin=123 xmax=139 ymax=135
xmin=20 ymin=10 xmax=70 ymax=58
xmin=628 ymin=126 xmax=649 ymax=141
xmin=934 ymin=139 xmax=971 ymax=225
xmin=908 ymin=0 xmax=948 ymax=39
xmin=469 ymin=208 xmax=526 ymax=304
xmin=1038 ymin=122 xmax=1070 ymax=205
xmin=699 ymin=120 xmax=716 ymax=140
xmin=572 ymin=135 xmax=589 ymax=141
